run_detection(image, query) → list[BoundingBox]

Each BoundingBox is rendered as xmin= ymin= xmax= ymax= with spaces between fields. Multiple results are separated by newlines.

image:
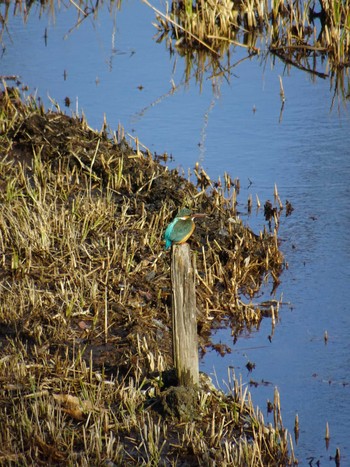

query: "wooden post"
xmin=171 ymin=243 xmax=199 ymax=387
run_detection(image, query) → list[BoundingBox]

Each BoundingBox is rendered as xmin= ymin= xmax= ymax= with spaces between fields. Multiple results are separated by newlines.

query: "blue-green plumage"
xmin=164 ymin=208 xmax=205 ymax=250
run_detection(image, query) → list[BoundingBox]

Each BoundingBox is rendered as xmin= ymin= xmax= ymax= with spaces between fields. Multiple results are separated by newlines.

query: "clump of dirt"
xmin=1 ymin=86 xmax=285 ymax=368
xmin=159 ymin=385 xmax=199 ymax=421
xmin=0 ymin=85 xmax=293 ymax=465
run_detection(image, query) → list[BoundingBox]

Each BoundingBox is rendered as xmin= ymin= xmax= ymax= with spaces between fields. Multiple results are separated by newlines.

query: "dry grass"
xmin=149 ymin=0 xmax=350 ymax=96
xmin=0 ymin=84 xmax=294 ymax=464
xmin=150 ymin=0 xmax=350 ymax=65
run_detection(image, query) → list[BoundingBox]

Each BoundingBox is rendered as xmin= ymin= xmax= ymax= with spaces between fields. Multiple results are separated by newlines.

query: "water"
xmin=1 ymin=2 xmax=350 ymax=464
xmin=202 ymin=87 xmax=350 ymax=463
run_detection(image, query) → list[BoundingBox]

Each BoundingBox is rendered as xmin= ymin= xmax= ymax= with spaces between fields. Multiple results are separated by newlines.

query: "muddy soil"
xmin=0 ymin=87 xmax=286 ymax=376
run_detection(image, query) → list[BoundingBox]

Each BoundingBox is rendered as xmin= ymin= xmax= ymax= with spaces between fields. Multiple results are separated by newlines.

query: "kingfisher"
xmin=164 ymin=208 xmax=206 ymax=250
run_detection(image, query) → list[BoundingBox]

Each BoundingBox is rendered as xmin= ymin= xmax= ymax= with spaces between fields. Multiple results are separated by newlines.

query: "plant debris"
xmin=0 ymin=84 xmax=295 ymax=465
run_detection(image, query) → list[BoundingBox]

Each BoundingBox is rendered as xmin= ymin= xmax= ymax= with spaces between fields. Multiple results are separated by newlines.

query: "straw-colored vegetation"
xmin=148 ymin=0 xmax=350 ymax=98
xmin=0 ymin=84 xmax=295 ymax=464
xmin=150 ymin=0 xmax=350 ymax=68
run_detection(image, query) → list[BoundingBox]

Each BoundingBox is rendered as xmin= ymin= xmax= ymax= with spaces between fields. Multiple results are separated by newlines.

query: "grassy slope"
xmin=0 ymin=86 xmax=293 ymax=465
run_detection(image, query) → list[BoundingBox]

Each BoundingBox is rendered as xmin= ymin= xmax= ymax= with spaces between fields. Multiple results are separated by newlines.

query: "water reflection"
xmin=147 ymin=0 xmax=350 ymax=108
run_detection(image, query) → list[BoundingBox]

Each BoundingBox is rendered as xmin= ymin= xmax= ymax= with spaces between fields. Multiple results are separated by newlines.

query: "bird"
xmin=164 ymin=208 xmax=206 ymax=250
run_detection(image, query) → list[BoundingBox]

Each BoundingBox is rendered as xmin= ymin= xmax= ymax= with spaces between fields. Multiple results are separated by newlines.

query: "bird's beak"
xmin=191 ymin=213 xmax=207 ymax=219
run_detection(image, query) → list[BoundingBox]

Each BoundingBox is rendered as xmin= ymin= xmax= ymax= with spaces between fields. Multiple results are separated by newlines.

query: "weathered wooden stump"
xmin=171 ymin=243 xmax=199 ymax=387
